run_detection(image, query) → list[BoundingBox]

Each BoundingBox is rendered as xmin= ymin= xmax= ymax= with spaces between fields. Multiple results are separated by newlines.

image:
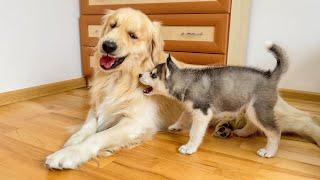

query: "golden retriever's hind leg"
xmin=168 ymin=110 xmax=192 ymax=131
xmin=233 ymin=120 xmax=258 ymax=137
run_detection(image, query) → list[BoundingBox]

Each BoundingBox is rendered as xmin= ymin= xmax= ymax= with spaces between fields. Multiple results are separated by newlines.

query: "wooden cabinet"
xmin=80 ymin=0 xmax=231 ymax=14
xmin=79 ymin=0 xmax=249 ymax=77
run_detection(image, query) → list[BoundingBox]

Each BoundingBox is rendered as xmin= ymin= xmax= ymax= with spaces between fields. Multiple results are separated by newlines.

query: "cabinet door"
xmin=80 ymin=14 xmax=229 ymax=53
xmin=80 ymin=0 xmax=231 ymax=15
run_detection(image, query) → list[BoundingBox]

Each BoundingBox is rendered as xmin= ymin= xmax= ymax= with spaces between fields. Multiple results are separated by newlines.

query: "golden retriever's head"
xmin=95 ymin=8 xmax=163 ymax=74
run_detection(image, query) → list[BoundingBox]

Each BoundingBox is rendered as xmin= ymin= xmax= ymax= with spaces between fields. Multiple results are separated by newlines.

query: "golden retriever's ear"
xmin=151 ymin=21 xmax=164 ymax=65
xmin=99 ymin=10 xmax=115 ymax=38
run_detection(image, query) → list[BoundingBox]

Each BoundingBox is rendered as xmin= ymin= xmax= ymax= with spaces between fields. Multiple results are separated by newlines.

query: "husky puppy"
xmin=139 ymin=42 xmax=288 ymax=158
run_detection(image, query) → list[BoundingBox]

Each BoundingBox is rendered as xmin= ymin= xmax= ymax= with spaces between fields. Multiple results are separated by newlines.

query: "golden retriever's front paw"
xmin=178 ymin=144 xmax=197 ymax=155
xmin=45 ymin=145 xmax=94 ymax=169
xmin=63 ymin=133 xmax=87 ymax=147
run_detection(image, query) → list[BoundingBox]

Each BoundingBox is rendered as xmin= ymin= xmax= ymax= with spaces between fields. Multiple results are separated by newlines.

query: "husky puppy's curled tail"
xmin=265 ymin=41 xmax=289 ymax=81
xmin=264 ymin=42 xmax=320 ymax=146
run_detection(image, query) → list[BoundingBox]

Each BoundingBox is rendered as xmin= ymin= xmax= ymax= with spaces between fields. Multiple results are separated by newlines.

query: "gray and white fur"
xmin=139 ymin=42 xmax=289 ymax=158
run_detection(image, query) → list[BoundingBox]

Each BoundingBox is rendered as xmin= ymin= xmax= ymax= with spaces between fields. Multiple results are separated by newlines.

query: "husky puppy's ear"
xmin=166 ymin=54 xmax=178 ymax=71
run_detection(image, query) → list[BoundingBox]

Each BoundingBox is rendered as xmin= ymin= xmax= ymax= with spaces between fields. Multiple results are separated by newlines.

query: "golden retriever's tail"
xmin=276 ymin=96 xmax=320 ymax=146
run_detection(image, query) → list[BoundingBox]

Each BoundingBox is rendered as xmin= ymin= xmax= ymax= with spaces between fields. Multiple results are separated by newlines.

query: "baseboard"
xmin=280 ymin=88 xmax=320 ymax=102
xmin=0 ymin=77 xmax=86 ymax=106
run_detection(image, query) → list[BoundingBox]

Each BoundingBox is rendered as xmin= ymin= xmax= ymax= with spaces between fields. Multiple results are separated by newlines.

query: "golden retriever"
xmin=45 ymin=8 xmax=182 ymax=169
xmin=45 ymin=8 xmax=319 ymax=169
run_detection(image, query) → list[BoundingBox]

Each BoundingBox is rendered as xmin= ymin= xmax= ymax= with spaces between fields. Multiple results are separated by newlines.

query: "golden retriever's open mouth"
xmin=100 ymin=55 xmax=127 ymax=70
xmin=143 ymin=86 xmax=153 ymax=94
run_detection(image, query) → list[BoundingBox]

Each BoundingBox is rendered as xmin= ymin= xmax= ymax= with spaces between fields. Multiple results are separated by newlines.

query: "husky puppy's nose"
xmin=102 ymin=40 xmax=117 ymax=53
xmin=138 ymin=74 xmax=142 ymax=78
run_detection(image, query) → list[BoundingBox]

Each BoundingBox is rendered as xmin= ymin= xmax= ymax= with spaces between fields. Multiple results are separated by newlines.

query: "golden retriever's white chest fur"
xmin=91 ymin=76 xmax=159 ymax=132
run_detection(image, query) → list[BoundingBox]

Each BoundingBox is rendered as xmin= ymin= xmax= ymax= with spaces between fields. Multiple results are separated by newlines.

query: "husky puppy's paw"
xmin=178 ymin=143 xmax=198 ymax=155
xmin=257 ymin=148 xmax=276 ymax=158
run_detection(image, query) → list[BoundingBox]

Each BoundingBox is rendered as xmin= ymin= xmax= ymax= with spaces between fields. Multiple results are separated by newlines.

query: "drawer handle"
xmin=180 ymin=32 xmax=203 ymax=36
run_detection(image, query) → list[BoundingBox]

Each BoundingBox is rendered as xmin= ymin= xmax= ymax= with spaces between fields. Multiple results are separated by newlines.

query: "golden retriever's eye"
xmin=110 ymin=22 xmax=116 ymax=29
xmin=129 ymin=32 xmax=138 ymax=39
xmin=151 ymin=73 xmax=157 ymax=79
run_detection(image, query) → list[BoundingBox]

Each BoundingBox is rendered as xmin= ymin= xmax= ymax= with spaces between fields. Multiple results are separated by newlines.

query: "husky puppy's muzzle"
xmin=139 ymin=63 xmax=169 ymax=96
xmin=99 ymin=40 xmax=127 ymax=70
xmin=138 ymin=73 xmax=154 ymax=94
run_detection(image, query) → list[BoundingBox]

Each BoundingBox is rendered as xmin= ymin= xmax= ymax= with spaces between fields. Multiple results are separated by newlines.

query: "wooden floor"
xmin=0 ymin=88 xmax=319 ymax=180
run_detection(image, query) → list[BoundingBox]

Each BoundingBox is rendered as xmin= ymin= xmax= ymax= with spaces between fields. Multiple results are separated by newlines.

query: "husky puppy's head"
xmin=139 ymin=54 xmax=178 ymax=96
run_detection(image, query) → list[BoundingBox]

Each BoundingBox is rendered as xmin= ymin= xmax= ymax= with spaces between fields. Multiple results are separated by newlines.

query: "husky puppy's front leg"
xmin=179 ymin=108 xmax=213 ymax=155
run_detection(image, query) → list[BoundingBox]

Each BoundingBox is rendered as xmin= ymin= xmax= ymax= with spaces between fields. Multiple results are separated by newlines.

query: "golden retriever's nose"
xmin=138 ymin=74 xmax=142 ymax=78
xmin=102 ymin=41 xmax=117 ymax=53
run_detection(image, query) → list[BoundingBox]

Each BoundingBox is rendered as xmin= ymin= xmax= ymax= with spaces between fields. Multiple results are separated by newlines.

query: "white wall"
xmin=0 ymin=0 xmax=81 ymax=93
xmin=246 ymin=0 xmax=320 ymax=93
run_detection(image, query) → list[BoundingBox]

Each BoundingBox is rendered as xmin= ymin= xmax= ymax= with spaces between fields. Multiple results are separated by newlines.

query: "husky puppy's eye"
xmin=151 ymin=73 xmax=157 ymax=79
xmin=110 ymin=22 xmax=116 ymax=28
xmin=129 ymin=32 xmax=138 ymax=39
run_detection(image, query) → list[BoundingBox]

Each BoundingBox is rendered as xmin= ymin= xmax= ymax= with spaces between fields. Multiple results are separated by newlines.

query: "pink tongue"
xmin=100 ymin=56 xmax=116 ymax=69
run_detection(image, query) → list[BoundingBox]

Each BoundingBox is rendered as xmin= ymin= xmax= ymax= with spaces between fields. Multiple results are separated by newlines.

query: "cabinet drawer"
xmin=80 ymin=0 xmax=231 ymax=15
xmin=169 ymin=52 xmax=226 ymax=65
xmin=81 ymin=46 xmax=225 ymax=76
xmin=81 ymin=46 xmax=95 ymax=76
xmin=80 ymin=14 xmax=229 ymax=53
